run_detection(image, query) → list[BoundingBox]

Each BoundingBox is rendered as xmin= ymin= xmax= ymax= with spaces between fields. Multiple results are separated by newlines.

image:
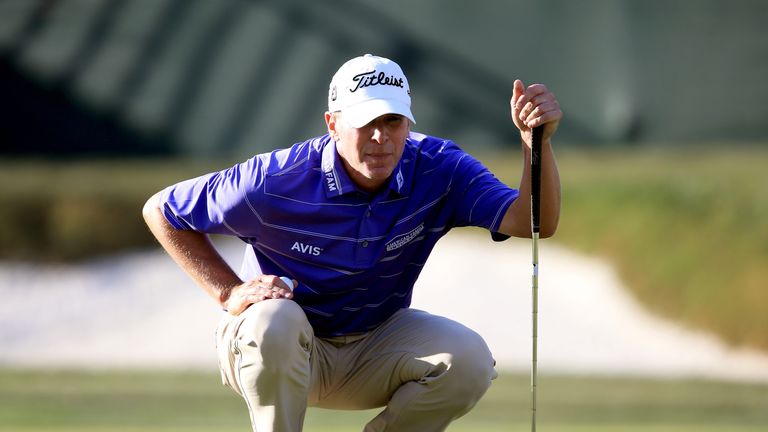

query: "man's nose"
xmin=371 ymin=121 xmax=387 ymax=143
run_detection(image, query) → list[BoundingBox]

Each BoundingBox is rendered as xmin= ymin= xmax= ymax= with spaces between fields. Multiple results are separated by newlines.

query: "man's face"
xmin=326 ymin=112 xmax=410 ymax=193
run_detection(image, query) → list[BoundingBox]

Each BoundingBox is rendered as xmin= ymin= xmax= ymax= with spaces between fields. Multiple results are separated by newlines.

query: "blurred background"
xmin=1 ymin=0 xmax=767 ymax=431
xmin=3 ymin=0 xmax=768 ymax=158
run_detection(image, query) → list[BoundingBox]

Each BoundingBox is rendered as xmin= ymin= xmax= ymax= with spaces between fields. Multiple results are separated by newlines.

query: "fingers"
xmin=251 ymin=275 xmax=295 ymax=300
xmin=523 ymin=100 xmax=561 ymax=128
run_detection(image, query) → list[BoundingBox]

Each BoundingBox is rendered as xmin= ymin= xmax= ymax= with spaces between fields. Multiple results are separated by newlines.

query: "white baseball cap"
xmin=328 ymin=54 xmax=416 ymax=128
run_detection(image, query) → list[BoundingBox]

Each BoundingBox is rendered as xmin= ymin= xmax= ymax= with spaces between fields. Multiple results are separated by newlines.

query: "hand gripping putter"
xmin=530 ymin=125 xmax=543 ymax=432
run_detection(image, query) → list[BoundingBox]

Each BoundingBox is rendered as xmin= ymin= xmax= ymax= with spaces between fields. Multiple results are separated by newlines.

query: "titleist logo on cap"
xmin=350 ymin=70 xmax=404 ymax=93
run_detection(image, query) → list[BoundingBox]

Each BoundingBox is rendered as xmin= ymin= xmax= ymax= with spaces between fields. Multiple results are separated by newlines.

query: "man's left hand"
xmin=510 ymin=80 xmax=562 ymax=146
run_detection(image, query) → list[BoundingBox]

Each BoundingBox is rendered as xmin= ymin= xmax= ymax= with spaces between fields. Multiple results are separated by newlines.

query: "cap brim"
xmin=341 ymin=99 xmax=416 ymax=128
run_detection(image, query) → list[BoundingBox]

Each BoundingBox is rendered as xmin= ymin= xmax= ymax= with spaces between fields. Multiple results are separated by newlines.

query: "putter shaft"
xmin=530 ymin=126 xmax=543 ymax=432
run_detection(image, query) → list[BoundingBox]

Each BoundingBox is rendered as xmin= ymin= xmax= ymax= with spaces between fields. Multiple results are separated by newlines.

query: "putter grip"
xmin=531 ymin=126 xmax=543 ymax=234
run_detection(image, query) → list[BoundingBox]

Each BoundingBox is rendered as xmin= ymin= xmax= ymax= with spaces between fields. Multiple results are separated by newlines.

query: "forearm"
xmin=499 ymin=138 xmax=561 ymax=238
xmin=142 ymin=193 xmax=242 ymax=306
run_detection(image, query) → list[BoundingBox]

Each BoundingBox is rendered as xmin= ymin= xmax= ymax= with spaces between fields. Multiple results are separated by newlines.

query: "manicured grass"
xmin=1 ymin=369 xmax=767 ymax=431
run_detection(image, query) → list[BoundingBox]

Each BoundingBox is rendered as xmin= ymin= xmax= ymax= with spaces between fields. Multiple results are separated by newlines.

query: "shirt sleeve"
xmin=444 ymin=144 xmax=519 ymax=234
xmin=159 ymin=155 xmax=265 ymax=238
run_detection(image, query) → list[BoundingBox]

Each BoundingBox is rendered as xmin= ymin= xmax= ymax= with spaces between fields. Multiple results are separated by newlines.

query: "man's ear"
xmin=325 ymin=111 xmax=337 ymax=139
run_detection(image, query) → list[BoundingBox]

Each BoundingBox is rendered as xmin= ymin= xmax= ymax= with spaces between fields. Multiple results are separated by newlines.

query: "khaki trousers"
xmin=216 ymin=299 xmax=497 ymax=432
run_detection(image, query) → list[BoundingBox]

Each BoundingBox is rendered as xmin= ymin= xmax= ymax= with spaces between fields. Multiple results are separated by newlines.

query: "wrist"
xmin=217 ymin=280 xmax=241 ymax=308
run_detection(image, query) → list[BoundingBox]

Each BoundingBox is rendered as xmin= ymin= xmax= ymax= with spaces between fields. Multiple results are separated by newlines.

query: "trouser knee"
xmin=236 ymin=299 xmax=312 ymax=368
xmin=431 ymin=331 xmax=496 ymax=411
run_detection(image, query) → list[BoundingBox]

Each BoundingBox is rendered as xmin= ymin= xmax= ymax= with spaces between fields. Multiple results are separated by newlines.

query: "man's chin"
xmin=364 ymin=168 xmax=394 ymax=181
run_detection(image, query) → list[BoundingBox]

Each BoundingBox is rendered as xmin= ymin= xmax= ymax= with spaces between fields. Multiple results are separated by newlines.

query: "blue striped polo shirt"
xmin=160 ymin=132 xmax=518 ymax=337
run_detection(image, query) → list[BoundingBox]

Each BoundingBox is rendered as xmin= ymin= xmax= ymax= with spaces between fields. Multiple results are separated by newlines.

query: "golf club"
xmin=530 ymin=125 xmax=543 ymax=432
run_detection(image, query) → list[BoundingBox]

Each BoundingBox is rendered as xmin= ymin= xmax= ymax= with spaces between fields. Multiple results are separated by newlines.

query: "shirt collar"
xmin=386 ymin=140 xmax=414 ymax=197
xmin=321 ymin=138 xmax=355 ymax=198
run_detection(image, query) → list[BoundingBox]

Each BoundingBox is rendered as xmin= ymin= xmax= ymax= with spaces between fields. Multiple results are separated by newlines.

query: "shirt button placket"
xmin=356 ymin=205 xmax=373 ymax=264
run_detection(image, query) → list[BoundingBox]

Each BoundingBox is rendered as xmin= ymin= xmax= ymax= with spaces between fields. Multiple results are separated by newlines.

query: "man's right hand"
xmin=221 ymin=275 xmax=297 ymax=316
